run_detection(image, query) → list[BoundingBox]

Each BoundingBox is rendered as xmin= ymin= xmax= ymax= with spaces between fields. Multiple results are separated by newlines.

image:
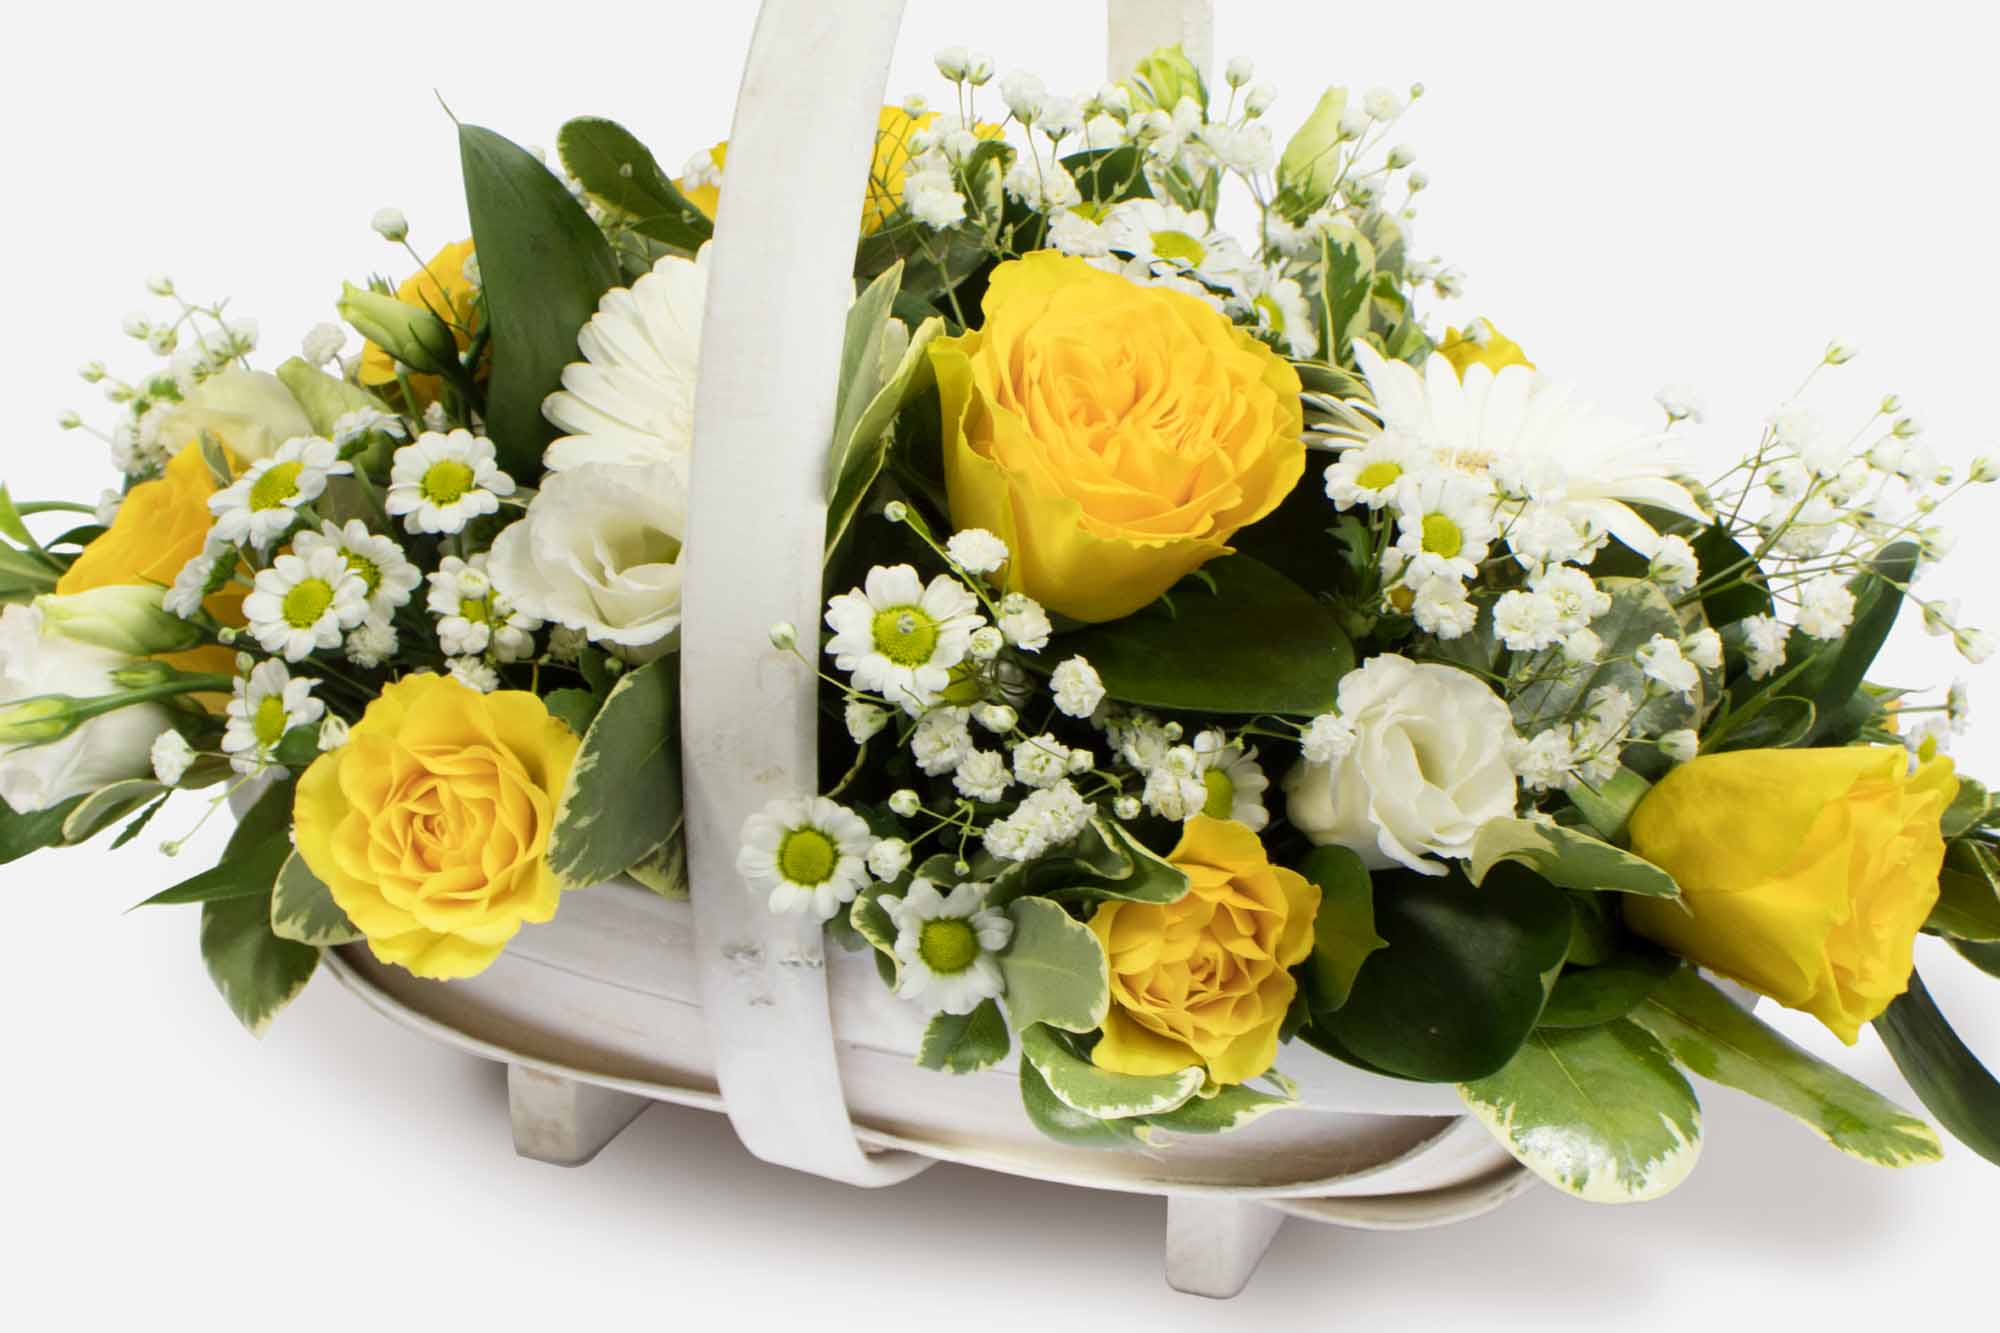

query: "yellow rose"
xmin=1625 ymin=746 xmax=1958 ymax=1043
xmin=1089 ymin=816 xmax=1320 ymax=1085
xmin=57 ymin=441 xmax=244 ymax=688
xmin=358 ymin=239 xmax=480 ymax=404
xmin=678 ymin=106 xmax=999 ymax=235
xmin=293 ymin=673 xmax=581 ymax=980
xmin=932 ymin=252 xmax=1305 ymax=622
xmin=1438 ymin=321 xmax=1534 ymax=377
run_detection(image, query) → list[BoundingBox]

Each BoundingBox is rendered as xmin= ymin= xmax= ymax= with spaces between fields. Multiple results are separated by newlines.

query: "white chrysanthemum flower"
xmin=1739 ymin=614 xmax=1788 ymax=679
xmin=446 ymin=656 xmax=500 ymax=693
xmin=910 ymin=706 xmax=975 ymax=775
xmin=385 ymin=429 xmax=515 ymax=535
xmin=953 ymin=749 xmax=1012 ymax=803
xmin=1190 ymin=731 xmax=1270 ymax=830
xmin=1101 ymin=199 xmax=1254 ymax=289
xmin=149 ymin=730 xmax=195 ymax=785
xmin=867 ymin=836 xmax=913 ymax=883
xmin=242 ymin=547 xmax=369 ymax=662
xmin=293 ymin=519 xmax=420 ymax=619
xmin=882 ymin=878 xmax=1012 ymax=1015
xmin=222 ymin=660 xmax=325 ymax=774
xmin=1011 ymin=733 xmax=1073 ymax=789
xmin=825 ymin=565 xmax=984 ymax=714
xmin=1301 ymin=713 xmax=1356 ymax=766
xmin=946 ymin=528 xmax=1009 ymax=575
xmin=164 ymin=537 xmax=231 ymax=620
xmin=208 ymin=436 xmax=351 ymax=549
xmin=1796 ymin=576 xmax=1857 ymax=640
xmin=737 ymin=795 xmax=874 ymax=920
xmin=996 ymin=592 xmax=1051 ymax=652
xmin=846 ymin=700 xmax=890 ymax=744
xmin=344 ymin=616 xmax=398 ymax=670
xmin=1050 ymin=655 xmax=1104 ymax=719
xmin=1353 ymin=342 xmax=1708 ymax=559
xmin=1324 ymin=436 xmax=1422 ymax=509
xmin=543 ymin=250 xmax=708 ymax=476
xmin=428 ymin=554 xmax=540 ymax=663
xmin=1636 ymin=635 xmax=1700 ymax=699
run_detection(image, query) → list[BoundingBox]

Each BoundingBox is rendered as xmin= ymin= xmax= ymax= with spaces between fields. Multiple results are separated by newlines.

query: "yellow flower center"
xmin=458 ymin=597 xmax=492 ymax=625
xmin=254 ymin=694 xmax=290 ymax=748
xmin=345 ymin=551 xmax=382 ymax=595
xmin=871 ymin=606 xmax=940 ymax=668
xmin=1253 ymin=293 xmax=1285 ymax=332
xmin=1355 ymin=460 xmax=1403 ymax=491
xmin=421 ymin=459 xmax=477 ymax=505
xmin=1201 ymin=768 xmax=1236 ymax=820
xmin=282 ymin=578 xmax=335 ymax=628
xmin=918 ymin=918 xmax=979 ymax=974
xmin=1149 ymin=228 xmax=1207 ymax=268
xmin=777 ymin=827 xmax=838 ymax=886
xmin=248 ymin=461 xmax=305 ymax=511
xmin=1421 ymin=513 xmax=1464 ymax=559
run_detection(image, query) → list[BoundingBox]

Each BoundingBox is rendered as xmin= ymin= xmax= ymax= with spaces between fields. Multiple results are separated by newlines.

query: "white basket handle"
xmin=682 ymin=0 xmax=1214 ymax=1187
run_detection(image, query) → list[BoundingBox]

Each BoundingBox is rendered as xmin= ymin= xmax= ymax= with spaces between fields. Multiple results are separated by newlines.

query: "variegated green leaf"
xmin=270 ymin=852 xmax=362 ymax=947
xmin=1459 ymin=1020 xmax=1702 ymax=1203
xmin=1469 ymin=817 xmax=1681 ymax=899
xmin=201 ymin=892 xmax=319 ymax=1038
xmin=827 ymin=312 xmax=943 ymax=553
xmin=546 ymin=655 xmax=680 ymax=890
xmin=917 ymin=998 xmax=1010 ymax=1074
xmin=996 ymin=898 xmax=1108 ymax=1034
xmin=60 ymin=779 xmax=165 ymax=844
xmin=1019 ymin=1024 xmax=1201 ymax=1119
xmin=1142 ymin=1079 xmax=1297 ymax=1136
xmin=1019 ymin=1059 xmax=1153 ymax=1149
xmin=1629 ymin=969 xmax=1939 ymax=1167
xmin=1513 ymin=579 xmax=1699 ymax=743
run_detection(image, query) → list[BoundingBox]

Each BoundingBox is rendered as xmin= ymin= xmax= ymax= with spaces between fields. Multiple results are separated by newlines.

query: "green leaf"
xmin=988 ymin=817 xmax=1189 ymax=908
xmin=1058 ymin=146 xmax=1152 ymax=205
xmin=1018 ymin=1058 xmax=1153 ymax=1149
xmin=1631 ymin=968 xmax=1940 ymax=1167
xmin=1317 ymin=223 xmax=1376 ymax=369
xmin=1512 ymin=578 xmax=1698 ymax=742
xmin=0 ymin=541 xmax=60 ymax=604
xmin=1566 ymin=766 xmax=1653 ymax=843
xmin=201 ymin=891 xmax=319 ymax=1038
xmin=136 ymin=779 xmax=294 ymax=906
xmin=1141 ymin=1080 xmax=1297 ymax=1136
xmin=460 ymin=122 xmax=621 ymax=481
xmin=917 ymin=998 xmax=1011 ymax=1074
xmin=1018 ymin=1024 xmax=1202 ymax=1118
xmin=1874 ymin=969 xmax=2000 ymax=1166
xmin=1705 ymin=695 xmax=1815 ymax=752
xmin=1927 ymin=840 xmax=2000 ymax=942
xmin=108 ymin=794 xmax=169 ymax=850
xmin=828 ymin=263 xmax=904 ymax=480
xmin=1317 ymin=864 xmax=1572 ymax=1082
xmin=273 ymin=357 xmax=387 ymax=436
xmin=996 ymin=899 xmax=1109 ymax=1034
xmin=625 ymin=827 xmax=688 ymax=901
xmin=269 ymin=852 xmax=362 ymax=947
xmin=1054 ymin=555 xmax=1355 ymax=716
xmin=1801 ymin=542 xmax=1918 ymax=742
xmin=1468 ymin=817 xmax=1681 ymax=900
xmin=848 ymin=884 xmax=901 ymax=987
xmin=59 ymin=779 xmax=165 ymax=845
xmin=543 ymin=687 xmax=602 ymax=738
xmin=1950 ymin=937 xmax=2000 ymax=980
xmin=1942 ymin=778 xmax=1995 ymax=839
xmin=1539 ymin=944 xmax=1679 ymax=1028
xmin=1459 ymin=1020 xmax=1701 ymax=1202
xmin=1296 ymin=846 xmax=1383 ymax=1014
xmin=546 ymin=655 xmax=681 ymax=890
xmin=0 ymin=484 xmax=37 ymax=549
xmin=1689 ymin=523 xmax=1774 ymax=627
xmin=1277 ymin=86 xmax=1349 ymax=206
xmin=0 ymin=793 xmax=87 ymax=865
xmin=827 ymin=313 xmax=945 ymax=553
xmin=556 ymin=117 xmax=714 ymax=252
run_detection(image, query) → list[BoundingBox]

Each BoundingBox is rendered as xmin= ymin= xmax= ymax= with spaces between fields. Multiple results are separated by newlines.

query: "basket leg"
xmin=507 ymin=1065 xmax=650 ymax=1167
xmin=1163 ymin=1196 xmax=1288 ymax=1299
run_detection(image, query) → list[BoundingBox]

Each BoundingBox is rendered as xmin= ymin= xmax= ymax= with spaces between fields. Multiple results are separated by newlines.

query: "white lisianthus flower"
xmin=487 ymin=462 xmax=687 ymax=659
xmin=292 ymin=519 xmax=420 ymax=620
xmin=0 ymin=605 xmax=169 ymax=811
xmin=1050 ymin=655 xmax=1104 ymax=719
xmin=737 ymin=795 xmax=874 ymax=920
xmin=208 ymin=436 xmax=352 ymax=550
xmin=945 ymin=528 xmax=1009 ymax=575
xmin=1636 ymin=635 xmax=1700 ymax=699
xmin=221 ymin=660 xmax=324 ymax=775
xmin=385 ymin=430 xmax=515 ymax=535
xmin=428 ymin=555 xmax=540 ymax=663
xmin=242 ymin=547 xmax=370 ymax=662
xmin=825 ymin=565 xmax=984 ymax=714
xmin=882 ymin=878 xmax=1013 ymax=1015
xmin=1284 ymin=655 xmax=1518 ymax=875
xmin=1190 ymin=730 xmax=1270 ymax=831
xmin=845 ymin=700 xmax=890 ymax=744
xmin=150 ymin=368 xmax=316 ymax=466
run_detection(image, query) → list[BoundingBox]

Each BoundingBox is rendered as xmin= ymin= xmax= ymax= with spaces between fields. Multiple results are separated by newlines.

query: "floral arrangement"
xmin=6 ymin=41 xmax=1998 ymax=1204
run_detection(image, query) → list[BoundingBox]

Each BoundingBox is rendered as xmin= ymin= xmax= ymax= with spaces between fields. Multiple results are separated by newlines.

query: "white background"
xmin=3 ymin=1 xmax=1996 ymax=1326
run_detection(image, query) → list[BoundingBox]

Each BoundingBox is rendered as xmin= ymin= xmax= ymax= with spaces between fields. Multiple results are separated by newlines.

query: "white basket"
xmin=315 ymin=0 xmax=1531 ymax=1298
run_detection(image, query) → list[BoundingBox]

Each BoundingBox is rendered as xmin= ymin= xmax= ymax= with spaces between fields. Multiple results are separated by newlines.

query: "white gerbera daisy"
xmin=1352 ymin=342 xmax=1708 ymax=558
xmin=1190 ymin=731 xmax=1271 ymax=831
xmin=542 ymin=250 xmax=707 ymax=476
xmin=222 ymin=660 xmax=325 ymax=774
xmin=384 ymin=429 xmax=515 ymax=535
xmin=824 ymin=565 xmax=984 ymax=714
xmin=737 ymin=796 xmax=874 ymax=920
xmin=428 ymin=554 xmax=540 ymax=663
xmin=1101 ymin=199 xmax=1253 ymax=290
xmin=208 ymin=435 xmax=351 ymax=549
xmin=242 ymin=547 xmax=369 ymax=662
xmin=882 ymin=878 xmax=1012 ymax=1015
xmin=293 ymin=519 xmax=421 ymax=619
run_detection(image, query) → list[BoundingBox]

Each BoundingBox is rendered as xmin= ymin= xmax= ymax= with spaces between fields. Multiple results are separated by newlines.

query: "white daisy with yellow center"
xmin=882 ymin=878 xmax=1013 ymax=1015
xmin=221 ymin=660 xmax=325 ymax=775
xmin=1391 ymin=472 xmax=1498 ymax=585
xmin=1189 ymin=730 xmax=1271 ymax=831
xmin=824 ymin=564 xmax=985 ymax=714
xmin=1226 ymin=265 xmax=1319 ymax=359
xmin=1099 ymin=198 xmax=1253 ymax=290
xmin=384 ymin=429 xmax=516 ymax=536
xmin=208 ymin=435 xmax=351 ymax=549
xmin=292 ymin=518 xmax=420 ymax=620
xmin=427 ymin=554 xmax=541 ymax=663
xmin=737 ymin=796 xmax=875 ymax=921
xmin=1324 ymin=436 xmax=1422 ymax=511
xmin=241 ymin=546 xmax=370 ymax=662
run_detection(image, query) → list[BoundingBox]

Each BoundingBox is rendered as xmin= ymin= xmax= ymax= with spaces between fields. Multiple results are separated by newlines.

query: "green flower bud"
xmin=1124 ymin=43 xmax=1208 ymax=115
xmin=337 ymin=283 xmax=460 ymax=376
xmin=35 ymin=586 xmax=201 ymax=658
xmin=0 ymin=696 xmax=79 ymax=745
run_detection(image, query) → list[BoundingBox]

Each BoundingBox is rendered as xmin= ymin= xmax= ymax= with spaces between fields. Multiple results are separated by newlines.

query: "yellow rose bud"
xmin=357 ymin=238 xmax=481 ymax=404
xmin=292 ymin=673 xmax=581 ymax=980
xmin=932 ymin=252 xmax=1305 ymax=622
xmin=1624 ymin=746 xmax=1958 ymax=1043
xmin=1089 ymin=815 xmax=1319 ymax=1085
xmin=1438 ymin=321 xmax=1534 ymax=377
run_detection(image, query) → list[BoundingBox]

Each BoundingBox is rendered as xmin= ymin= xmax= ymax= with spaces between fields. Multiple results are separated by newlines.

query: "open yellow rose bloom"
xmin=932 ymin=252 xmax=1305 ymax=622
xmin=1089 ymin=816 xmax=1319 ymax=1085
xmin=293 ymin=673 xmax=580 ymax=981
xmin=1625 ymin=746 xmax=1958 ymax=1043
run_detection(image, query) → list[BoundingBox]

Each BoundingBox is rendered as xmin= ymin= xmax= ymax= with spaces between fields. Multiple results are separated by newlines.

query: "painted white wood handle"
xmin=681 ymin=0 xmax=1215 ymax=1188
